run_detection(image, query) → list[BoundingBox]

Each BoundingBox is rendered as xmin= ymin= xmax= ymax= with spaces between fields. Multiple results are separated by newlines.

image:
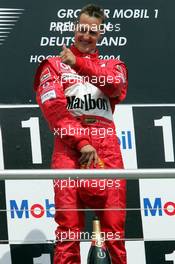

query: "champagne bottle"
xmin=87 ymin=216 xmax=112 ymax=264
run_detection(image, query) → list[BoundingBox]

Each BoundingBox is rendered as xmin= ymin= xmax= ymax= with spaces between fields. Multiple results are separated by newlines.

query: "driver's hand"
xmin=79 ymin=144 xmax=98 ymax=168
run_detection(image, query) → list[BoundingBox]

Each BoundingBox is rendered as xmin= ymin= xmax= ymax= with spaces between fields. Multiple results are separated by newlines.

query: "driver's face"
xmin=74 ymin=13 xmax=102 ymax=54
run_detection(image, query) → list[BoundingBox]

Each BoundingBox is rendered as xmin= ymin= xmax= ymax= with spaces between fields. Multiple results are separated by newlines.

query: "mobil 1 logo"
xmin=133 ymin=106 xmax=175 ymax=168
xmin=145 ymin=241 xmax=175 ymax=264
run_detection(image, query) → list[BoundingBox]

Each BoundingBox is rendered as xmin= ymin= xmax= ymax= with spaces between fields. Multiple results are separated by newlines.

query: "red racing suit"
xmin=34 ymin=45 xmax=128 ymax=264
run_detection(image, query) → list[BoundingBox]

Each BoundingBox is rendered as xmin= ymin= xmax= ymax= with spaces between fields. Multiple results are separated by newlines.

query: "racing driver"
xmin=34 ymin=4 xmax=128 ymax=264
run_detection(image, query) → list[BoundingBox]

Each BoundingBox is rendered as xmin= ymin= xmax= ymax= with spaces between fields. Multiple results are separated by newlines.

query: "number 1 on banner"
xmin=21 ymin=117 xmax=42 ymax=164
xmin=154 ymin=116 xmax=175 ymax=162
xmin=33 ymin=254 xmax=51 ymax=264
xmin=165 ymin=250 xmax=175 ymax=263
xmin=154 ymin=9 xmax=159 ymax=18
